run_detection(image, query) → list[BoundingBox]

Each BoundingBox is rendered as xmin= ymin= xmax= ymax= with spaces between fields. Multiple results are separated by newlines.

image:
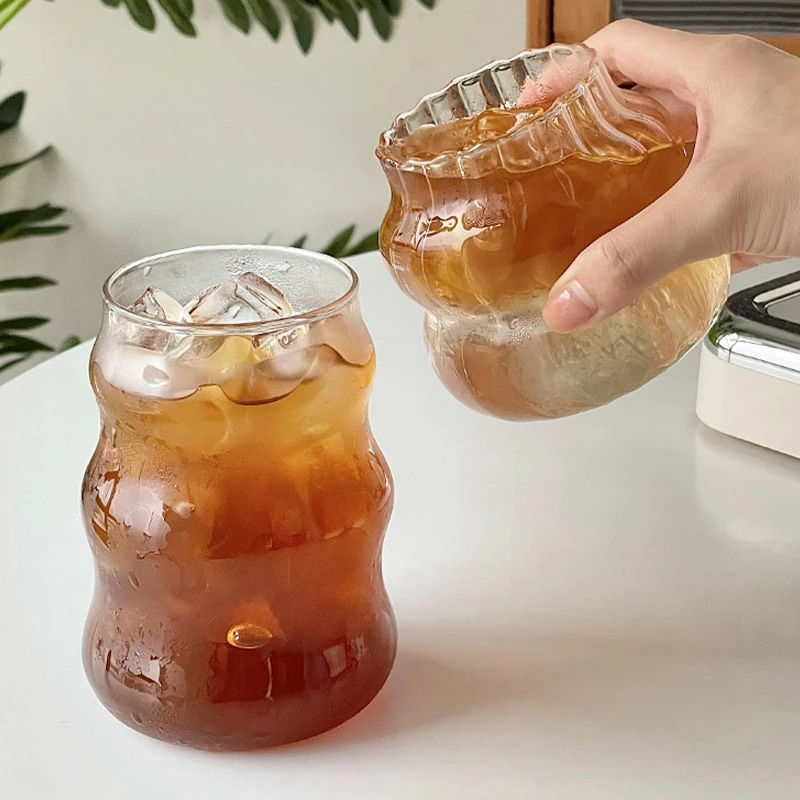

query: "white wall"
xmin=0 ymin=0 xmax=526 ymax=377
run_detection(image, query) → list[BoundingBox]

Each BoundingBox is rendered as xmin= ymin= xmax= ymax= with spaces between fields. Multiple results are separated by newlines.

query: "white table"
xmin=3 ymin=253 xmax=800 ymax=799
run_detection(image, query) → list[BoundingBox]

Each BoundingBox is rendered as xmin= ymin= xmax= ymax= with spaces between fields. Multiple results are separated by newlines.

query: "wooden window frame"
xmin=526 ymin=0 xmax=800 ymax=56
xmin=526 ymin=0 xmax=552 ymax=48
xmin=526 ymin=0 xmax=610 ymax=46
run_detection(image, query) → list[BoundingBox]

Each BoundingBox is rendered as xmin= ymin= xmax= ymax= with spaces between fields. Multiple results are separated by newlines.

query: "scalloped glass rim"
xmin=377 ymin=44 xmax=607 ymax=172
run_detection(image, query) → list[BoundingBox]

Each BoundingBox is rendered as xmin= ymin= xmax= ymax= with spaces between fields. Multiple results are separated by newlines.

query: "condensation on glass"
xmin=377 ymin=44 xmax=730 ymax=420
xmin=81 ymin=246 xmax=396 ymax=750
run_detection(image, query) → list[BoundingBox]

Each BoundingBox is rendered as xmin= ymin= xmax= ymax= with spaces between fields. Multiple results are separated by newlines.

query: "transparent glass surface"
xmin=81 ymin=246 xmax=396 ymax=750
xmin=377 ymin=45 xmax=730 ymax=420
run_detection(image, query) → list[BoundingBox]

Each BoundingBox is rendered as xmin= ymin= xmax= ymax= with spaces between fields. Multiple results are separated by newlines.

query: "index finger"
xmin=586 ymin=19 xmax=706 ymax=101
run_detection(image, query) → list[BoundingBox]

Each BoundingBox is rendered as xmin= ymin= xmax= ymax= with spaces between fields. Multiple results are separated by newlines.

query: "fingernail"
xmin=546 ymin=281 xmax=598 ymax=332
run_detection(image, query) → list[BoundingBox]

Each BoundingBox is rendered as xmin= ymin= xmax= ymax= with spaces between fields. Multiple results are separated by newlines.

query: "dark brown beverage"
xmin=82 ymin=247 xmax=396 ymax=750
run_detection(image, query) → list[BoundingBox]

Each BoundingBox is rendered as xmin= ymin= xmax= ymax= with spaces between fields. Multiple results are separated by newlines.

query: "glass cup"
xmin=81 ymin=246 xmax=396 ymax=750
xmin=376 ymin=45 xmax=730 ymax=420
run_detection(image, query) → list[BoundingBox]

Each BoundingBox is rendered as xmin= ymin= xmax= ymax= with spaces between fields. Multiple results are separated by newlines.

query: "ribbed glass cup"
xmin=82 ymin=246 xmax=396 ymax=750
xmin=377 ymin=45 xmax=729 ymax=420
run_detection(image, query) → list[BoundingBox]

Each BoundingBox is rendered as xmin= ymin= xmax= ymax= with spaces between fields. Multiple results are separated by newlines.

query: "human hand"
xmin=542 ymin=20 xmax=800 ymax=333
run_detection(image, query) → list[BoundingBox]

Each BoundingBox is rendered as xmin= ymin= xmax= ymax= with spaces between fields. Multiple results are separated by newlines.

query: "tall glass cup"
xmin=81 ymin=246 xmax=396 ymax=750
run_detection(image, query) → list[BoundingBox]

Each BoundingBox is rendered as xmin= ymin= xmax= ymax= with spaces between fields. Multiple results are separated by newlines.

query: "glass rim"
xmin=376 ymin=43 xmax=599 ymax=172
xmin=102 ymin=244 xmax=360 ymax=336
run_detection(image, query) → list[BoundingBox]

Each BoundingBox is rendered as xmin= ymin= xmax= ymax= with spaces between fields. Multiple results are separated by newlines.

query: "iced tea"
xmin=81 ymin=247 xmax=396 ymax=750
xmin=377 ymin=46 xmax=729 ymax=419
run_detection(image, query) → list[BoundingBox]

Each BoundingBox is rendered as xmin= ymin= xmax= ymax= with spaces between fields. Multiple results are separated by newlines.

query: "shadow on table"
xmin=291 ymin=640 xmax=533 ymax=752
xmin=282 ymin=606 xmax=800 ymax=755
xmin=209 ymin=609 xmax=800 ymax=762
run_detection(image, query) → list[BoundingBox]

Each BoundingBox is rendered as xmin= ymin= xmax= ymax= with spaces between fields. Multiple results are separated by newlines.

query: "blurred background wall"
xmin=0 ymin=0 xmax=526 ymax=377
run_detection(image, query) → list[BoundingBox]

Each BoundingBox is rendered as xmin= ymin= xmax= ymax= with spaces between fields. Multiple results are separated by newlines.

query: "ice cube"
xmin=184 ymin=274 xmax=293 ymax=325
xmin=235 ymin=271 xmax=293 ymax=320
xmin=126 ymin=289 xmax=181 ymax=350
xmin=113 ymin=274 xmax=299 ymax=402
xmin=154 ymin=289 xmax=192 ymax=323
xmin=312 ymin=311 xmax=374 ymax=367
xmin=131 ymin=288 xmax=165 ymax=320
xmin=98 ymin=344 xmax=197 ymax=400
xmin=130 ymin=288 xmax=191 ymax=323
xmin=125 ymin=288 xmax=195 ymax=358
xmin=170 ymin=273 xmax=290 ymax=366
xmin=185 ymin=281 xmax=240 ymax=323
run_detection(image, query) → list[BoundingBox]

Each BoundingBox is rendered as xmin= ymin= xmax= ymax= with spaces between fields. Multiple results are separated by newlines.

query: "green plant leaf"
xmin=0 ymin=333 xmax=55 ymax=355
xmin=0 ymin=203 xmax=65 ymax=227
xmin=361 ymin=0 xmax=391 ymax=40
xmin=0 ymin=0 xmax=32 ymax=30
xmin=306 ymin=0 xmax=336 ymax=24
xmin=381 ymin=0 xmax=401 ymax=15
xmin=59 ymin=335 xmax=82 ymax=351
xmin=101 ymin=0 xmax=124 ymax=6
xmin=156 ymin=0 xmax=197 ymax=35
xmin=322 ymin=224 xmax=356 ymax=257
xmin=344 ymin=229 xmax=379 ymax=256
xmin=0 ymin=91 xmax=25 ymax=134
xmin=281 ymin=0 xmax=314 ymax=53
xmin=0 ymin=276 xmax=57 ymax=292
xmin=175 ymin=0 xmax=193 ymax=12
xmin=283 ymin=227 xmax=378 ymax=255
xmin=218 ymin=0 xmax=251 ymax=33
xmin=321 ymin=0 xmax=359 ymax=39
xmin=247 ymin=0 xmax=281 ymax=38
xmin=415 ymin=0 xmax=434 ymax=7
xmin=0 ymin=353 xmax=31 ymax=373
xmin=7 ymin=203 xmax=66 ymax=222
xmin=0 ymin=316 xmax=48 ymax=331
xmin=123 ymin=0 xmax=157 ymax=30
xmin=12 ymin=224 xmax=70 ymax=239
xmin=0 ymin=203 xmax=67 ymax=241
xmin=0 ymin=145 xmax=53 ymax=182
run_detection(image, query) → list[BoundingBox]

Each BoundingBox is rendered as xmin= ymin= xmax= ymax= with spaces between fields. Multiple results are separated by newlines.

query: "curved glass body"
xmin=81 ymin=246 xmax=396 ymax=750
xmin=377 ymin=45 xmax=730 ymax=420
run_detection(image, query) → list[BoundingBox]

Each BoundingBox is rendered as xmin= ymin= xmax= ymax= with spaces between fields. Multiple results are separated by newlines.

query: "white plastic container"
xmin=696 ymin=270 xmax=800 ymax=460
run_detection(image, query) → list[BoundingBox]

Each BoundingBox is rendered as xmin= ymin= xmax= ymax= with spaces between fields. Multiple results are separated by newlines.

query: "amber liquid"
xmin=380 ymin=108 xmax=729 ymax=419
xmin=82 ymin=345 xmax=395 ymax=750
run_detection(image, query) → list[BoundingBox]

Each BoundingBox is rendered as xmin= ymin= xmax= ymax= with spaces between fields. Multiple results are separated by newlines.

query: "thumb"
xmin=542 ymin=164 xmax=730 ymax=333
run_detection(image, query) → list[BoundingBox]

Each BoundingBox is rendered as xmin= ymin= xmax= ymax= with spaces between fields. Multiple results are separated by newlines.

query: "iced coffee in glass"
xmin=81 ymin=246 xmax=396 ymax=750
xmin=377 ymin=45 xmax=730 ymax=420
